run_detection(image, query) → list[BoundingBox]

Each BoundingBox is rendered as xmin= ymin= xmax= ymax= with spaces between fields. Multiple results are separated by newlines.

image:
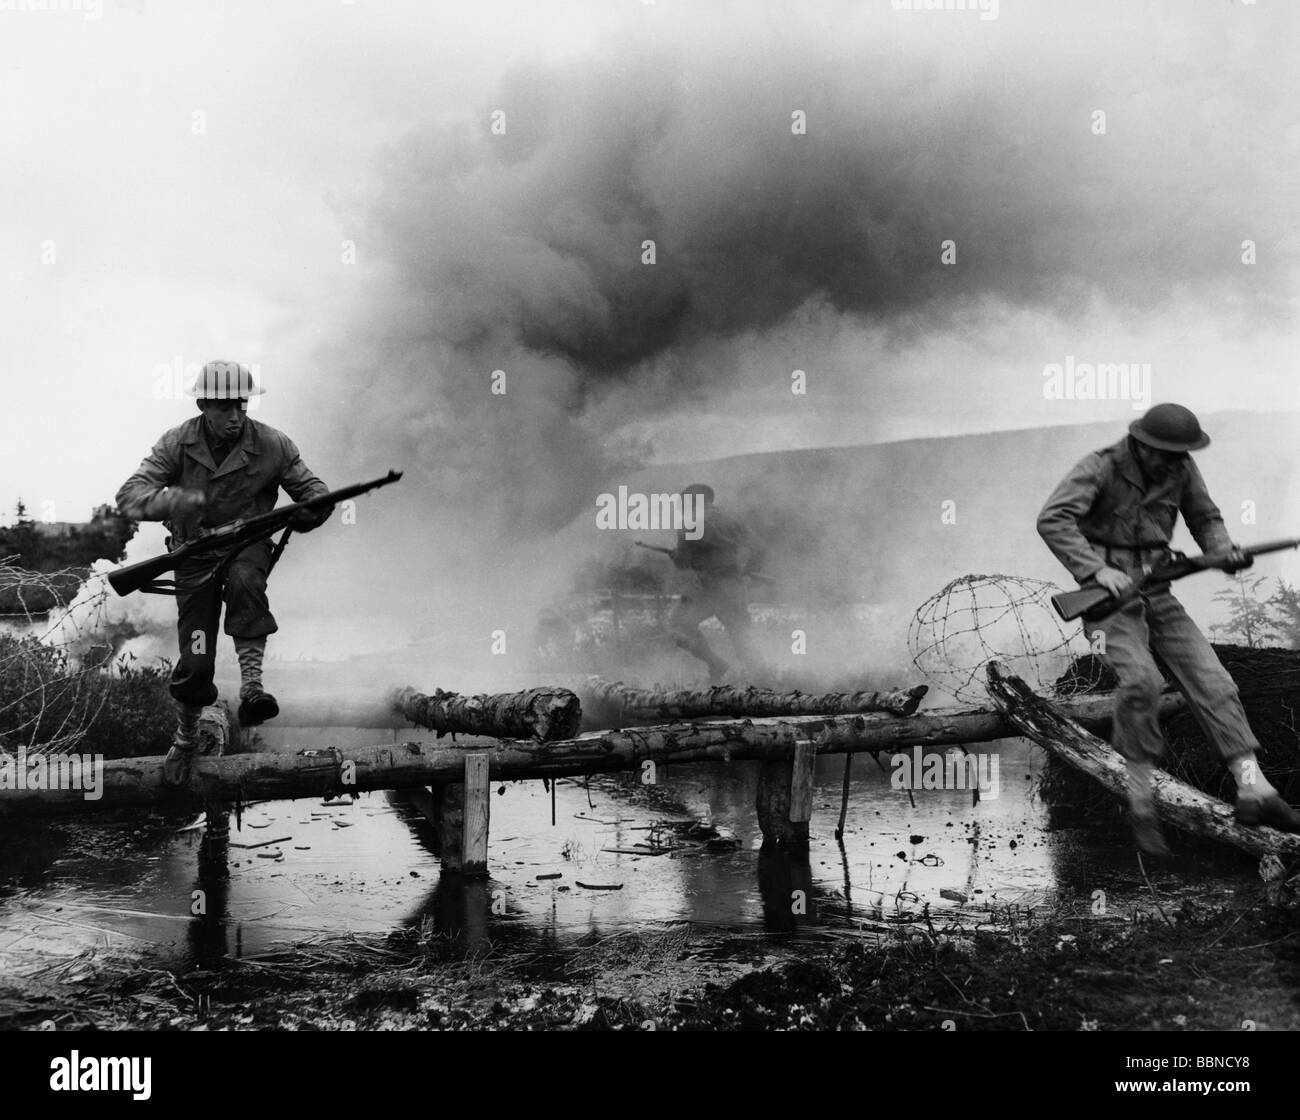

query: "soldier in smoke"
xmin=1037 ymin=402 xmax=1300 ymax=854
xmin=660 ymin=483 xmax=764 ymax=683
xmin=116 ymin=362 xmax=332 ymax=783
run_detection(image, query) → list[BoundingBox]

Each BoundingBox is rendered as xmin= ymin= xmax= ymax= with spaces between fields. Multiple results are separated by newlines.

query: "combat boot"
xmin=234 ymin=635 xmax=278 ymax=726
xmin=163 ymin=731 xmax=197 ymax=787
xmin=1129 ymin=806 xmax=1171 ymax=858
xmin=238 ymin=689 xmax=279 ymax=727
xmin=1235 ymin=792 xmax=1300 ymax=832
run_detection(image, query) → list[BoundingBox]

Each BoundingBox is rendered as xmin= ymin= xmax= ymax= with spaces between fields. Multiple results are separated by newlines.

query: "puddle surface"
xmin=0 ymin=735 xmax=1257 ymax=973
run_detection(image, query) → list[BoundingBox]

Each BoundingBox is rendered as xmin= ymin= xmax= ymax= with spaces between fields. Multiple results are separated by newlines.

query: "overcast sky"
xmin=1 ymin=0 xmax=1296 ymax=528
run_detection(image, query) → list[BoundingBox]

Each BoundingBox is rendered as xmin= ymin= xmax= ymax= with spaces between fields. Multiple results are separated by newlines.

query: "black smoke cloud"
xmin=324 ymin=4 xmax=1294 ymax=539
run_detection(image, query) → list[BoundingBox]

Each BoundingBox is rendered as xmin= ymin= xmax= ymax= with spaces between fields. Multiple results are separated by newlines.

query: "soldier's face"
xmin=1135 ymin=442 xmax=1185 ymax=479
xmin=199 ymin=400 xmax=247 ymax=441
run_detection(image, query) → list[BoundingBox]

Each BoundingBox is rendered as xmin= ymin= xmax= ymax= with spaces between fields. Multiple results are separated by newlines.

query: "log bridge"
xmin=0 ymin=681 xmax=1182 ymax=878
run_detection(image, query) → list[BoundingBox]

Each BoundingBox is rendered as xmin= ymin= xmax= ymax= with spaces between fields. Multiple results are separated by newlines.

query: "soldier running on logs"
xmin=1037 ymin=402 xmax=1300 ymax=855
xmin=638 ymin=483 xmax=767 ymax=683
xmin=116 ymin=362 xmax=335 ymax=785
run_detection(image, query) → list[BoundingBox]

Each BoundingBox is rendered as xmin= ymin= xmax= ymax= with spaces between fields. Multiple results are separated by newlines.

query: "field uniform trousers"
xmin=1081 ymin=545 xmax=1256 ymax=767
xmin=669 ymin=575 xmax=755 ymax=667
xmin=169 ymin=538 xmax=277 ymax=707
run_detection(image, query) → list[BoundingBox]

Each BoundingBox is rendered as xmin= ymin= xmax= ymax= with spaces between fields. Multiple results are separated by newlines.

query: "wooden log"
xmin=985 ymin=661 xmax=1300 ymax=859
xmin=391 ymin=685 xmax=581 ymax=742
xmin=461 ymin=754 xmax=490 ymax=877
xmin=585 ymin=677 xmax=929 ymax=723
xmin=0 ymin=690 xmax=1183 ymax=816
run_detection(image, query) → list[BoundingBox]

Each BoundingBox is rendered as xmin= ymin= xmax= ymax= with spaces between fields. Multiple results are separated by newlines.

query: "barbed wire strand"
xmin=0 ymin=558 xmax=119 ymax=757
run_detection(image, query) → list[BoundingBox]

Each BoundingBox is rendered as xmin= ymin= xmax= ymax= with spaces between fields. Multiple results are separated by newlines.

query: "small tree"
xmin=1268 ymin=580 xmax=1300 ymax=649
xmin=1212 ymin=574 xmax=1276 ymax=649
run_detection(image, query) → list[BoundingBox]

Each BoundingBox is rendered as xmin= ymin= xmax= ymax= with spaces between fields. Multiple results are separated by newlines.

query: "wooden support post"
xmin=462 ymin=753 xmax=490 ymax=877
xmin=755 ymin=738 xmax=812 ymax=847
xmin=197 ymin=703 xmax=230 ymax=875
xmin=789 ymin=738 xmax=816 ymax=823
xmin=434 ymin=782 xmax=464 ymax=870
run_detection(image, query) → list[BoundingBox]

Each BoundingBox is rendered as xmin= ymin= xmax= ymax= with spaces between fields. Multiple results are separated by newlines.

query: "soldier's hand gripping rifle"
xmin=1050 ymin=536 xmax=1300 ymax=622
xmin=107 ymin=470 xmax=404 ymax=597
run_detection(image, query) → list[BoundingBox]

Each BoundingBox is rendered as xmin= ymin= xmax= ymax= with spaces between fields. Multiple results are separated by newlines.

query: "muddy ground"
xmin=4 ymin=888 xmax=1298 ymax=1031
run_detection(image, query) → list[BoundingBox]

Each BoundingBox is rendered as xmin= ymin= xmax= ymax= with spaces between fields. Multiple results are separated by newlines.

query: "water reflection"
xmin=0 ymin=737 xmax=1260 ymax=974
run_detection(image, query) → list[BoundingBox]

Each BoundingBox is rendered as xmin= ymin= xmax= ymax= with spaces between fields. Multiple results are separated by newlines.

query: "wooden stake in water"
xmin=462 ymin=753 xmax=490 ymax=878
xmin=835 ymin=754 xmax=853 ymax=840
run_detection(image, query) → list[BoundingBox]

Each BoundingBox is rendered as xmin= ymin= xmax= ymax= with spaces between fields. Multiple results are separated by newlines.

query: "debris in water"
xmin=940 ymin=889 xmax=969 ymax=903
xmin=537 ymin=872 xmax=562 ymax=880
xmin=230 ymin=836 xmax=292 ymax=850
xmin=576 ymin=881 xmax=623 ymax=890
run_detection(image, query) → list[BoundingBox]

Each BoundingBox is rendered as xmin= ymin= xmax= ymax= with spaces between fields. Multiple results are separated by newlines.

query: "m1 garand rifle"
xmin=107 ymin=470 xmax=403 ymax=597
xmin=1050 ymin=537 xmax=1300 ymax=622
xmin=634 ymin=539 xmax=776 ymax=584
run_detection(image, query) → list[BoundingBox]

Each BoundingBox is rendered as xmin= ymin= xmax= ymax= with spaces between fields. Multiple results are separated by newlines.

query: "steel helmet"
xmin=680 ymin=483 xmax=715 ymax=504
xmin=188 ymin=361 xmax=266 ymax=401
xmin=1129 ymin=403 xmax=1209 ymax=452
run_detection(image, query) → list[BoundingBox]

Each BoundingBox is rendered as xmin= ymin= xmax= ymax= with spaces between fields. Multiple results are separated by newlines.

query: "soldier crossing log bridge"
xmin=0 ymin=686 xmax=1171 ymax=817
xmin=0 ymin=677 xmax=1198 ymax=881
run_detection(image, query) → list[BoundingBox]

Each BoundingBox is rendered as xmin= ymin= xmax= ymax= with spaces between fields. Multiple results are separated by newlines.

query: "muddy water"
xmin=0 ymin=735 xmax=1259 ymax=975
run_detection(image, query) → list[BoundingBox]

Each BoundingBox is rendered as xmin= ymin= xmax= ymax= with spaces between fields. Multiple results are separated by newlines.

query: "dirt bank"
xmin=4 ymin=890 xmax=1297 ymax=1031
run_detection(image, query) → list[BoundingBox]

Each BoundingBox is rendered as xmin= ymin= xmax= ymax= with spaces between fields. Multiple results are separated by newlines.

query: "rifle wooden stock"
xmin=1051 ymin=536 xmax=1300 ymax=622
xmin=107 ymin=551 xmax=192 ymax=596
xmin=1051 ymin=585 xmax=1120 ymax=622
